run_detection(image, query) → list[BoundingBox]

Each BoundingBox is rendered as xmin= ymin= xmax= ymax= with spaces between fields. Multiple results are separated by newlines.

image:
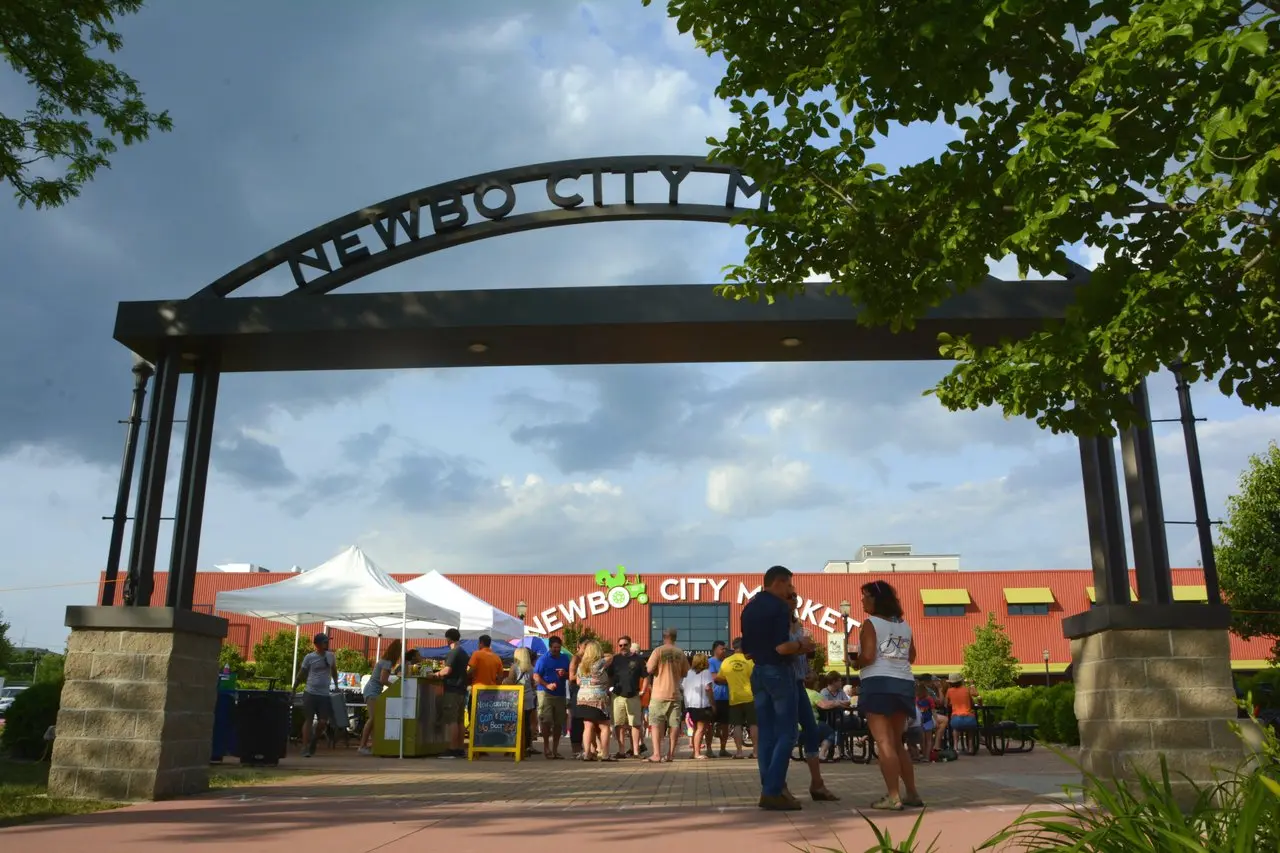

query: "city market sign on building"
xmin=524 ymin=569 xmax=861 ymax=637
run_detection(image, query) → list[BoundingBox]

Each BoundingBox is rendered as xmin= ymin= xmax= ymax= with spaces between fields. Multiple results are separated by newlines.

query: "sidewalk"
xmin=0 ymin=745 xmax=1079 ymax=852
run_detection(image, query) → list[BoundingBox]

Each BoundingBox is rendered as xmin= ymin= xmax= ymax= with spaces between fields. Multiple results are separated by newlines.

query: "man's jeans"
xmin=796 ymin=681 xmax=832 ymax=758
xmin=752 ymin=664 xmax=798 ymax=797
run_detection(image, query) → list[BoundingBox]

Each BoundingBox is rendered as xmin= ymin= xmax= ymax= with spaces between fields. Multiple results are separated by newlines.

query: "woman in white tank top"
xmin=852 ymin=580 xmax=924 ymax=812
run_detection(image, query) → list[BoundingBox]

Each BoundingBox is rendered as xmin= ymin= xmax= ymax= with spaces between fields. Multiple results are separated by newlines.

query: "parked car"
xmin=0 ymin=685 xmax=28 ymax=713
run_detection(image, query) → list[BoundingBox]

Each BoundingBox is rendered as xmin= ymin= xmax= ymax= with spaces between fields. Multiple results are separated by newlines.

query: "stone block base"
xmin=49 ymin=606 xmax=227 ymax=801
xmin=1070 ymin=623 xmax=1246 ymax=803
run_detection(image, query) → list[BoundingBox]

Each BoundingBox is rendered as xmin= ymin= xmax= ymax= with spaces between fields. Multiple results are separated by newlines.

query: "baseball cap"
xmin=313 ymin=633 xmax=329 ymax=644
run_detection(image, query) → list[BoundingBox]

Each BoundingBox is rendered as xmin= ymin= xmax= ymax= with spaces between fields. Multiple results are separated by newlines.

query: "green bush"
xmin=1241 ymin=668 xmax=1280 ymax=706
xmin=335 ymin=648 xmax=371 ymax=675
xmin=0 ymin=680 xmax=63 ymax=759
xmin=969 ymin=684 xmax=1078 ymax=746
xmin=980 ymin=722 xmax=1280 ymax=851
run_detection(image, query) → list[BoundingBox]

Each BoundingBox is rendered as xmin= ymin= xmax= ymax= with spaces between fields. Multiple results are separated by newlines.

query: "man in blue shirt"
xmin=740 ymin=565 xmax=812 ymax=811
xmin=707 ymin=640 xmax=731 ymax=757
xmin=532 ymin=635 xmax=571 ymax=759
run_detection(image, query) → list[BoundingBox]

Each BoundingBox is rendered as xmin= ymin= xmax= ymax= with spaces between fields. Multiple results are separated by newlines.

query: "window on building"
xmin=650 ymin=603 xmax=730 ymax=651
xmin=1007 ymin=603 xmax=1051 ymax=616
xmin=923 ymin=604 xmax=966 ymax=617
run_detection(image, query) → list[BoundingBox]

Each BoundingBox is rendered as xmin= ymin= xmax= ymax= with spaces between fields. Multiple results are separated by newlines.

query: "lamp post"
xmin=1043 ymin=649 xmax=1051 ymax=687
xmin=839 ymin=599 xmax=852 ymax=674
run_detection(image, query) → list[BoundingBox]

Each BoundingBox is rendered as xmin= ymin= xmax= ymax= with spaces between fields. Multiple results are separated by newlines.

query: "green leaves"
xmin=0 ymin=0 xmax=170 ymax=209
xmin=1217 ymin=442 xmax=1280 ymax=663
xmin=662 ymin=0 xmax=1280 ymax=433
xmin=961 ymin=613 xmax=1021 ymax=691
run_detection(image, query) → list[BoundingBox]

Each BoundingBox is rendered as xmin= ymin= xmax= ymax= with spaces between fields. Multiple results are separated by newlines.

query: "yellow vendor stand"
xmin=371 ymin=675 xmax=449 ymax=757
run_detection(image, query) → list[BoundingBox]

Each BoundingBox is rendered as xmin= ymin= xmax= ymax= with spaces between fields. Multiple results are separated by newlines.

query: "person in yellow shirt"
xmin=714 ymin=637 xmax=757 ymax=758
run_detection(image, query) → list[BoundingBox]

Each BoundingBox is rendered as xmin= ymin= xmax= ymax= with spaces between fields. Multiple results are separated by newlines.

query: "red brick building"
xmin=100 ymin=567 xmax=1276 ymax=676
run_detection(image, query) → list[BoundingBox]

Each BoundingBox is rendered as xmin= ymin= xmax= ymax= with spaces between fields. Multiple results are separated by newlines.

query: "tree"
xmin=962 ymin=613 xmax=1021 ymax=691
xmin=335 ymin=647 xmax=371 ymax=675
xmin=0 ymin=0 xmax=171 ymax=209
xmin=0 ymin=611 xmax=11 ymax=674
xmin=1218 ymin=441 xmax=1280 ymax=662
xmin=561 ymin=622 xmax=614 ymax=654
xmin=647 ymin=0 xmax=1280 ymax=434
xmin=33 ymin=651 xmax=64 ymax=684
xmin=218 ymin=643 xmax=246 ymax=675
xmin=251 ymin=630 xmax=312 ymax=682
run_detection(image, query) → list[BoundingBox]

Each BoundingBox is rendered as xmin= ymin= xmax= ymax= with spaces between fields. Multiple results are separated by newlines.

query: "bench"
xmin=1002 ymin=721 xmax=1038 ymax=753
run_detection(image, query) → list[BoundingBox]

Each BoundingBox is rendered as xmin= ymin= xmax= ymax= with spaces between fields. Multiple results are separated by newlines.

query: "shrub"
xmin=979 ymin=722 xmax=1280 ymax=851
xmin=0 ymin=680 xmax=63 ymax=759
xmin=971 ymin=684 xmax=1078 ymax=745
xmin=335 ymin=648 xmax=371 ymax=675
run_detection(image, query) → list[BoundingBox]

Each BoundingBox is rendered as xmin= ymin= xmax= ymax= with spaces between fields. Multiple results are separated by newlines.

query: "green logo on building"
xmin=595 ymin=565 xmax=650 ymax=608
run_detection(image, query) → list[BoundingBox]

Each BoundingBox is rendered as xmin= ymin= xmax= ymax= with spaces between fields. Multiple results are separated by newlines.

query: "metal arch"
xmin=188 ymin=155 xmax=763 ymax=300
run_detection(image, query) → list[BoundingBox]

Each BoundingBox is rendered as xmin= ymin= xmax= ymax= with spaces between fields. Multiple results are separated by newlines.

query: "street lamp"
xmin=840 ymin=599 xmax=852 ymax=674
xmin=516 ymin=600 xmax=527 ymax=620
xmin=1043 ymin=649 xmax=1051 ymax=687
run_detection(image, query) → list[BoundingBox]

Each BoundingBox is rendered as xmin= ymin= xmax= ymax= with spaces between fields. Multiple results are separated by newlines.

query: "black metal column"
xmin=166 ymin=356 xmax=220 ymax=611
xmin=1078 ymin=433 xmax=1131 ymax=605
xmin=122 ymin=350 xmax=180 ymax=607
xmin=1119 ymin=378 xmax=1174 ymax=605
xmin=101 ymin=358 xmax=154 ymax=606
xmin=1171 ymin=364 xmax=1221 ymax=605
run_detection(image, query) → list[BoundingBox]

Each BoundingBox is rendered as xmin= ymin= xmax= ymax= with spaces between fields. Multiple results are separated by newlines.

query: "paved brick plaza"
xmin=2 ymin=745 xmax=1079 ymax=852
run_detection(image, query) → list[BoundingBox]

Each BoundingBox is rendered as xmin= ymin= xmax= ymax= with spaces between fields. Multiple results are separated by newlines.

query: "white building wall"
xmin=823 ymin=544 xmax=959 ymax=573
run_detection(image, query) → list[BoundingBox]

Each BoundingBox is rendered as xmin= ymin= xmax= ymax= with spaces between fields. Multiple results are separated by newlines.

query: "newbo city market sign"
xmin=524 ymin=567 xmax=862 ymax=637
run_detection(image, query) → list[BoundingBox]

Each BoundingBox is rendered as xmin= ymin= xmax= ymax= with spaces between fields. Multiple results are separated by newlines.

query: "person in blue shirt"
xmin=740 ymin=565 xmax=813 ymax=811
xmin=532 ymin=635 xmax=571 ymax=759
xmin=707 ymin=640 xmax=731 ymax=757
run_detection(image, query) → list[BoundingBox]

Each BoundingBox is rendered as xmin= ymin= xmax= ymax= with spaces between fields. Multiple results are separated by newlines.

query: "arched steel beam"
xmin=188 ymin=155 xmax=763 ymax=300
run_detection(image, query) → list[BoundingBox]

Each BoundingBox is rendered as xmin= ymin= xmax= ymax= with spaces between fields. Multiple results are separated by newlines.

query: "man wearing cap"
xmin=294 ymin=633 xmax=339 ymax=758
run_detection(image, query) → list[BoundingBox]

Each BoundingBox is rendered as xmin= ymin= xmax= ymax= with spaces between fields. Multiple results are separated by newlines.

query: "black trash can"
xmin=235 ymin=690 xmax=291 ymax=766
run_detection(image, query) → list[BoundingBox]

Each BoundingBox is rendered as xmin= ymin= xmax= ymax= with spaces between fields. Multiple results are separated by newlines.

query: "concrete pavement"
xmin=1 ymin=742 xmax=1079 ymax=852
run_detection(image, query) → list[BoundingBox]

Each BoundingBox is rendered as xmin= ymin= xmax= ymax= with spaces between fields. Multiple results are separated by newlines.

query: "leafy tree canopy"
xmin=962 ymin=612 xmax=1022 ymax=691
xmin=335 ymin=647 xmax=371 ymax=675
xmin=0 ymin=0 xmax=170 ymax=209
xmin=648 ymin=0 xmax=1279 ymax=435
xmin=1218 ymin=441 xmax=1280 ymax=662
xmin=0 ymin=611 xmax=12 ymax=674
xmin=250 ymin=630 xmax=312 ymax=682
xmin=561 ymin=622 xmax=614 ymax=654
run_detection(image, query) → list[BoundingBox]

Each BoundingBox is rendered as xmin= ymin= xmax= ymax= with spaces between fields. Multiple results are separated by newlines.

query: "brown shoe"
xmin=810 ymin=787 xmax=840 ymax=802
xmin=758 ymin=794 xmax=802 ymax=811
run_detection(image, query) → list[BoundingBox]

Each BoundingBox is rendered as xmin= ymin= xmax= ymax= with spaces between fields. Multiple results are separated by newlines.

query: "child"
xmin=915 ymin=681 xmax=938 ymax=762
xmin=905 ymin=692 xmax=926 ymax=762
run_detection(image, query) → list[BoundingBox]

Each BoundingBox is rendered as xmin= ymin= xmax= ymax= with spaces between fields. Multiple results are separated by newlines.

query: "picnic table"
xmin=967 ymin=704 xmax=1008 ymax=756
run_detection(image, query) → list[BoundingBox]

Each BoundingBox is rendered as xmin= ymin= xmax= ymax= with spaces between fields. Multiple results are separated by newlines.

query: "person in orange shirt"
xmin=468 ymin=635 xmax=505 ymax=686
xmin=944 ymin=674 xmax=979 ymax=752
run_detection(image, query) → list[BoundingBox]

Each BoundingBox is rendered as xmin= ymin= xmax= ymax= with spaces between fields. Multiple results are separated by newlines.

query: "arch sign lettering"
xmin=192 ymin=155 xmax=766 ymax=301
xmin=523 ymin=568 xmax=861 ymax=638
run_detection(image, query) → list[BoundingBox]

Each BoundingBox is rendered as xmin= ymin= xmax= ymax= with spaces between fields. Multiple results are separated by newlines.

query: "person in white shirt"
xmin=293 ymin=633 xmax=338 ymax=758
xmin=681 ymin=653 xmax=716 ymax=760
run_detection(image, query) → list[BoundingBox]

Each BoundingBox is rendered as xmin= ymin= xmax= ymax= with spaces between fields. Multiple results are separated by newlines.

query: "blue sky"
xmin=0 ymin=1 xmax=1275 ymax=649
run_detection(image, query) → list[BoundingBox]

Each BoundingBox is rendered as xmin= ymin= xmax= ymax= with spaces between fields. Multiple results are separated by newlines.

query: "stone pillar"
xmin=49 ymin=606 xmax=227 ymax=801
xmin=1064 ymin=604 xmax=1244 ymax=804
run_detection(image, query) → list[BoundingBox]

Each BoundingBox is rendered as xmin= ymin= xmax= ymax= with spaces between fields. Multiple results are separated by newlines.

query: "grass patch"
xmin=208 ymin=766 xmax=295 ymax=789
xmin=0 ymin=759 xmax=122 ymax=829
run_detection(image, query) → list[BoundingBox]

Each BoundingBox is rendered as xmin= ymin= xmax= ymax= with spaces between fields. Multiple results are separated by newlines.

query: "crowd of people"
xmin=302 ymin=567 xmax=984 ymax=812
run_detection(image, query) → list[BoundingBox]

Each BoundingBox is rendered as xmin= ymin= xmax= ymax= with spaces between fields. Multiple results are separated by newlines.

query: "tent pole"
xmin=290 ymin=623 xmax=301 ymax=682
xmin=399 ymin=608 xmax=407 ymax=759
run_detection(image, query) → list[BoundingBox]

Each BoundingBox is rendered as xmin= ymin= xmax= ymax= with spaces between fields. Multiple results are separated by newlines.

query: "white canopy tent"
xmin=325 ymin=570 xmax=523 ymax=642
xmin=214 ymin=545 xmax=461 ymax=758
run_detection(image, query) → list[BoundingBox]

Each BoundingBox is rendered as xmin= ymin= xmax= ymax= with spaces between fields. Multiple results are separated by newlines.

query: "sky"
xmin=0 ymin=1 xmax=1275 ymax=650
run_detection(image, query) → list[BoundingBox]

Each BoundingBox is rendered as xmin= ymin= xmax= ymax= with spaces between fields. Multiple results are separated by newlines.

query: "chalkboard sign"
xmin=468 ymin=685 xmax=525 ymax=761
